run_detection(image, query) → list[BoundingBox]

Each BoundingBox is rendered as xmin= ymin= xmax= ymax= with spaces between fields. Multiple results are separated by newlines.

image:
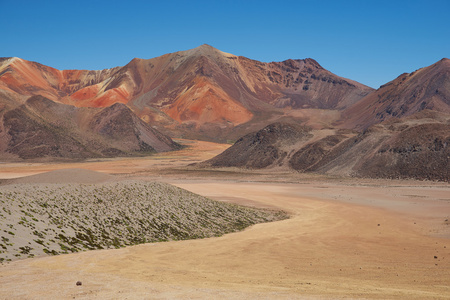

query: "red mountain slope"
xmin=0 ymin=57 xmax=121 ymax=105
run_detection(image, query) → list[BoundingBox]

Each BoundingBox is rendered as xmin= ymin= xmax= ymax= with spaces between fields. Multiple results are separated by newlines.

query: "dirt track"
xmin=0 ymin=140 xmax=449 ymax=299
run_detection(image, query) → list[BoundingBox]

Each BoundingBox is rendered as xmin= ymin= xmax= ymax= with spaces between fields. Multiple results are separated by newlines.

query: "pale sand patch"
xmin=5 ymin=168 xmax=114 ymax=185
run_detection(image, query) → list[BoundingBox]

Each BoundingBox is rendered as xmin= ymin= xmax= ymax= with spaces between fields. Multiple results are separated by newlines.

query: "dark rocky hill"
xmin=0 ymin=95 xmax=181 ymax=160
xmin=199 ymin=123 xmax=314 ymax=169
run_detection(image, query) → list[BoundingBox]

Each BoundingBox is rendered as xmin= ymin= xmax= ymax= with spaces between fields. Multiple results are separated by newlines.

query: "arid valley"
xmin=1 ymin=31 xmax=450 ymax=299
xmin=3 ymin=0 xmax=450 ymax=297
xmin=0 ymin=140 xmax=449 ymax=299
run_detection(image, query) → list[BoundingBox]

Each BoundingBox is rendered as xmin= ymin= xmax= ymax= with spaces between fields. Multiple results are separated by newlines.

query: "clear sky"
xmin=1 ymin=0 xmax=449 ymax=88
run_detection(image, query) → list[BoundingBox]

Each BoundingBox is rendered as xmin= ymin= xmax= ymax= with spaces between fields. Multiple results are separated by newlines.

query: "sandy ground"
xmin=0 ymin=139 xmax=449 ymax=299
xmin=0 ymin=139 xmax=229 ymax=180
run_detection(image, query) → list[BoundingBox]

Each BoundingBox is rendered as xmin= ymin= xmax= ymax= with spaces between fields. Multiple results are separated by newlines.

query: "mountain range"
xmin=0 ymin=45 xmax=373 ymax=142
xmin=0 ymin=45 xmax=449 ymax=180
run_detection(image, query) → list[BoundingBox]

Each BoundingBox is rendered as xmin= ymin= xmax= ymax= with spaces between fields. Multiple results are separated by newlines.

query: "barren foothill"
xmin=0 ymin=140 xmax=449 ymax=299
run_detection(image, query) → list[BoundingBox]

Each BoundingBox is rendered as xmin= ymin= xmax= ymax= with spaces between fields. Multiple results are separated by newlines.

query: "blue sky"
xmin=1 ymin=0 xmax=449 ymax=88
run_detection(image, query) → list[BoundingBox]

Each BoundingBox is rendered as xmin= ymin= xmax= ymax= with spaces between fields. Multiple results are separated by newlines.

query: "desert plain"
xmin=0 ymin=139 xmax=449 ymax=299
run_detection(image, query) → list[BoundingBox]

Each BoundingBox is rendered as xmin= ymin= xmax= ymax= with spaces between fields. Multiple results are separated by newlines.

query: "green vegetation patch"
xmin=0 ymin=181 xmax=288 ymax=262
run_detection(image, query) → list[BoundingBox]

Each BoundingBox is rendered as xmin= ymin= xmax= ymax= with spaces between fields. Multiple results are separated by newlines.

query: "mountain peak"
xmin=303 ymin=58 xmax=323 ymax=69
xmin=0 ymin=46 xmax=374 ymax=142
xmin=197 ymin=44 xmax=215 ymax=50
xmin=0 ymin=57 xmax=24 ymax=68
xmin=436 ymin=57 xmax=450 ymax=67
xmin=182 ymin=44 xmax=235 ymax=58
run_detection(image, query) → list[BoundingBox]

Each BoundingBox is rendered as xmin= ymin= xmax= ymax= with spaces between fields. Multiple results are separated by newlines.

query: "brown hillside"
xmin=305 ymin=112 xmax=450 ymax=181
xmin=340 ymin=58 xmax=450 ymax=130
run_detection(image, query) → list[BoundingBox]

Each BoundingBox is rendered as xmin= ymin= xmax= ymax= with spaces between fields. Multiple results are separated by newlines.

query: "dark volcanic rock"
xmin=295 ymin=112 xmax=450 ymax=182
xmin=3 ymin=99 xmax=92 ymax=159
xmin=201 ymin=111 xmax=450 ymax=182
xmin=200 ymin=123 xmax=312 ymax=169
xmin=289 ymin=134 xmax=349 ymax=171
xmin=88 ymin=103 xmax=181 ymax=153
